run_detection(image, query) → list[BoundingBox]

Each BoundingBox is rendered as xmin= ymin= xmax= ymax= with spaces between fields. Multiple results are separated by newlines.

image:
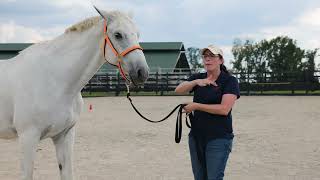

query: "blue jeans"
xmin=188 ymin=133 xmax=233 ymax=180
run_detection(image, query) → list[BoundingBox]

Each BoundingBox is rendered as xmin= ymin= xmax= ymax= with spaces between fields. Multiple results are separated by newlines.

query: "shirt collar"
xmin=204 ymin=71 xmax=229 ymax=83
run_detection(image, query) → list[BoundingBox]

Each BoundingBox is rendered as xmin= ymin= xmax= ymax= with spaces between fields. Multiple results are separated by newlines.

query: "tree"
xmin=186 ymin=47 xmax=203 ymax=71
xmin=231 ymin=39 xmax=268 ymax=82
xmin=301 ymin=49 xmax=319 ymax=82
xmin=232 ymin=39 xmax=252 ymax=82
xmin=232 ymin=36 xmax=308 ymax=82
xmin=253 ymin=40 xmax=270 ymax=82
xmin=266 ymin=36 xmax=305 ymax=81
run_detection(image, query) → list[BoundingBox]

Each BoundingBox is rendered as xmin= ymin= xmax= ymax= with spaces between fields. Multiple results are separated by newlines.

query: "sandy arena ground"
xmin=0 ymin=96 xmax=319 ymax=180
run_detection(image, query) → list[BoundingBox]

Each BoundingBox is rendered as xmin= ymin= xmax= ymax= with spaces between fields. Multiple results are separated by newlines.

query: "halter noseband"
xmin=101 ymin=19 xmax=143 ymax=83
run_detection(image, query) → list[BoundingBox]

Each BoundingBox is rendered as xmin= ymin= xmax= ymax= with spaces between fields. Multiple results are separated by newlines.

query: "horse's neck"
xmin=61 ymin=27 xmax=105 ymax=95
xmin=22 ymin=23 xmax=105 ymax=96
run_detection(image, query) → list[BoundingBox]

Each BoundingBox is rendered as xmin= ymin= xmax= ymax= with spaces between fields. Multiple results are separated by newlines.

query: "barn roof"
xmin=0 ymin=42 xmax=190 ymax=73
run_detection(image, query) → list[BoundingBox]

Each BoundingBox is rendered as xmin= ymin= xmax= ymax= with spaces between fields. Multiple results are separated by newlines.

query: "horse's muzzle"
xmin=129 ymin=66 xmax=149 ymax=86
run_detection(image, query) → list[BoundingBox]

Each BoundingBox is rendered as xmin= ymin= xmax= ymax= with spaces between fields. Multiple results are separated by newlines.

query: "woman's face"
xmin=201 ymin=50 xmax=223 ymax=71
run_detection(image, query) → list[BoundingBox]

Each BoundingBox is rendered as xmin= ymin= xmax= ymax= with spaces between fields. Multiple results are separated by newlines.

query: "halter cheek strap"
xmin=101 ymin=20 xmax=143 ymax=83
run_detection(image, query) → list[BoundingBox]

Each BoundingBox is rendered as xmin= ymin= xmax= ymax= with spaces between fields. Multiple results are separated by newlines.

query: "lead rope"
xmin=125 ymin=85 xmax=191 ymax=143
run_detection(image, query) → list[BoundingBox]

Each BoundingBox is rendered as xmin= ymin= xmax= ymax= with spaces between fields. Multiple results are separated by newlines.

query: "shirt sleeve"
xmin=223 ymin=76 xmax=240 ymax=99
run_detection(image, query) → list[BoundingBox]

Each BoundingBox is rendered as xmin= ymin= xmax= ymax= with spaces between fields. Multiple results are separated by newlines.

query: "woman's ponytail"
xmin=220 ymin=64 xmax=230 ymax=75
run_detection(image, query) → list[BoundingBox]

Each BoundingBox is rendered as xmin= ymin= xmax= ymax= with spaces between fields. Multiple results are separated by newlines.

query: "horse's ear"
xmin=93 ymin=6 xmax=106 ymax=19
xmin=93 ymin=6 xmax=115 ymax=23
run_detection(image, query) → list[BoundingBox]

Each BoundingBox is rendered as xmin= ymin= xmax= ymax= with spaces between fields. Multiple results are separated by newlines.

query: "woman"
xmin=175 ymin=45 xmax=240 ymax=180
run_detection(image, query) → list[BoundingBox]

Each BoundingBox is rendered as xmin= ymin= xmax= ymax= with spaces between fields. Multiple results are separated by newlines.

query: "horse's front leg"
xmin=52 ymin=126 xmax=75 ymax=180
xmin=18 ymin=129 xmax=41 ymax=180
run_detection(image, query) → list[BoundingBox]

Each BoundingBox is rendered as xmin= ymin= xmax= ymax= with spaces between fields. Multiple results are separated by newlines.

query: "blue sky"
xmin=0 ymin=0 xmax=319 ymax=68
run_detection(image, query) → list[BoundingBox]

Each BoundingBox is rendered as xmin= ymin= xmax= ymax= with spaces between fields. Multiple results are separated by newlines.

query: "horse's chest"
xmin=38 ymin=107 xmax=77 ymax=139
xmin=42 ymin=97 xmax=82 ymax=138
xmin=12 ymin=94 xmax=83 ymax=139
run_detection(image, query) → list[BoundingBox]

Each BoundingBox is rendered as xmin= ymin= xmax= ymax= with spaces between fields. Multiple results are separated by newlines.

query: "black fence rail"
xmin=82 ymin=72 xmax=192 ymax=95
xmin=82 ymin=70 xmax=320 ymax=96
xmin=233 ymin=70 xmax=320 ymax=95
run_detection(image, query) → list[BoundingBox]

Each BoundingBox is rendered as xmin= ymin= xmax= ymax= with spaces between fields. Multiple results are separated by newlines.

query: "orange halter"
xmin=101 ymin=20 xmax=143 ymax=83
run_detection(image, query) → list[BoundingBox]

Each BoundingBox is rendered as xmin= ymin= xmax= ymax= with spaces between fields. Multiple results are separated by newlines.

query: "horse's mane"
xmin=65 ymin=16 xmax=101 ymax=33
xmin=65 ymin=11 xmax=132 ymax=34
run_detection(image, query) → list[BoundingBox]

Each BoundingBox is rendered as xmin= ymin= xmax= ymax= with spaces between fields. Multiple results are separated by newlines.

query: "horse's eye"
xmin=114 ymin=32 xmax=123 ymax=40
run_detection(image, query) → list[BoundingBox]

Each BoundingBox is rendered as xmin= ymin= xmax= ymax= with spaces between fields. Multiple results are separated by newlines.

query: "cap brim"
xmin=200 ymin=48 xmax=209 ymax=55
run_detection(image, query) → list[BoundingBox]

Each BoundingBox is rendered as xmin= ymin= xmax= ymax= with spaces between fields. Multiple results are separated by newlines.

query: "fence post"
xmin=305 ymin=71 xmax=309 ymax=95
xmin=291 ymin=81 xmax=295 ymax=95
xmin=160 ymin=72 xmax=164 ymax=96
xmin=246 ymin=72 xmax=250 ymax=96
xmin=166 ymin=72 xmax=169 ymax=92
xmin=116 ymin=72 xmax=120 ymax=96
xmin=89 ymin=79 xmax=92 ymax=95
xmin=156 ymin=72 xmax=159 ymax=95
xmin=105 ymin=72 xmax=109 ymax=92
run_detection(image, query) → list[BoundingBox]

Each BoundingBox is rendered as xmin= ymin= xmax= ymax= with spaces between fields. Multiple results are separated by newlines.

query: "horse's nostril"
xmin=137 ymin=69 xmax=142 ymax=79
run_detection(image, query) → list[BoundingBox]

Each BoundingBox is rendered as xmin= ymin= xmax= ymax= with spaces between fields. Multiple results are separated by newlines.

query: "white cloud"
xmin=0 ymin=21 xmax=43 ymax=43
xmin=220 ymin=45 xmax=233 ymax=69
xmin=49 ymin=0 xmax=90 ymax=8
xmin=298 ymin=7 xmax=320 ymax=27
xmin=0 ymin=21 xmax=64 ymax=43
xmin=237 ymin=7 xmax=320 ymax=50
xmin=177 ymin=0 xmax=239 ymax=26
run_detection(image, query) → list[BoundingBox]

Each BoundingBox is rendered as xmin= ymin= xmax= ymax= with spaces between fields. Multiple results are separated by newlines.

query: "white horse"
xmin=0 ymin=7 xmax=149 ymax=180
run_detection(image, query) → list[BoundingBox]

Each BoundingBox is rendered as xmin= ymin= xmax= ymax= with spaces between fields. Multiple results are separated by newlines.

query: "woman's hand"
xmin=195 ymin=79 xmax=217 ymax=87
xmin=183 ymin=102 xmax=199 ymax=113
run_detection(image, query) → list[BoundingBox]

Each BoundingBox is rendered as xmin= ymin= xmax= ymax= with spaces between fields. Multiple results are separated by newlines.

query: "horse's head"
xmin=94 ymin=7 xmax=149 ymax=86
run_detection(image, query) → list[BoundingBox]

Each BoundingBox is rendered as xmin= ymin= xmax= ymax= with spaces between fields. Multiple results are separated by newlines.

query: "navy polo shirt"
xmin=187 ymin=71 xmax=240 ymax=142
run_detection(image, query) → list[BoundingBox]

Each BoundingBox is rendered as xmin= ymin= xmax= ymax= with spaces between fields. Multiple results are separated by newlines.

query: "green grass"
xmin=241 ymin=90 xmax=320 ymax=95
xmin=81 ymin=92 xmax=115 ymax=97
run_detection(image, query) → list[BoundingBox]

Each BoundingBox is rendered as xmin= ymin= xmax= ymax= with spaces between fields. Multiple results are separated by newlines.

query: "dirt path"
xmin=0 ymin=96 xmax=319 ymax=180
